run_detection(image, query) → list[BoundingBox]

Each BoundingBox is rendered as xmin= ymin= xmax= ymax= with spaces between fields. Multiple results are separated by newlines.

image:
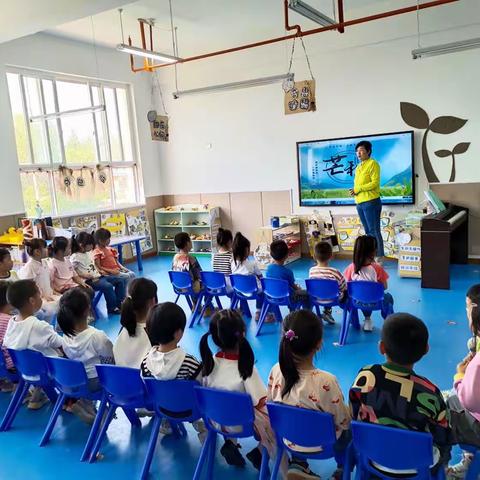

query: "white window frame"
xmin=7 ymin=66 xmax=144 ymax=217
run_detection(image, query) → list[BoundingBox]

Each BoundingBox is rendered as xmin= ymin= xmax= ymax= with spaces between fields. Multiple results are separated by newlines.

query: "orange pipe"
xmin=284 ymin=0 xmax=302 ymax=36
xmin=129 ymin=0 xmax=458 ymax=72
xmin=337 ymin=0 xmax=345 ymax=34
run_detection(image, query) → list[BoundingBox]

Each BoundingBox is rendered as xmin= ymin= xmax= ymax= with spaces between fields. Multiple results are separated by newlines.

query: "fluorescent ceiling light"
xmin=117 ymin=43 xmax=181 ymax=64
xmin=173 ymin=73 xmax=294 ymax=99
xmin=412 ymin=37 xmax=480 ymax=59
xmin=288 ymin=0 xmax=336 ymax=27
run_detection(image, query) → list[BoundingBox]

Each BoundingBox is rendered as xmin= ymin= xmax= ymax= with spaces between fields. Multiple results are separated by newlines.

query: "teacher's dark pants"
xmin=356 ymin=197 xmax=384 ymax=257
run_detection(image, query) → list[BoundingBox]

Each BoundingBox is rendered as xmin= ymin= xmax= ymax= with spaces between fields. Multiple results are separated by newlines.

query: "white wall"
xmin=153 ymin=0 xmax=480 ymax=215
xmin=0 ymin=32 xmax=161 ymax=215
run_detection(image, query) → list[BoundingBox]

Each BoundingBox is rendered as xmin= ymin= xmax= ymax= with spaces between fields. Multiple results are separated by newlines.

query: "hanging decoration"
xmin=96 ymin=165 xmax=108 ymax=184
xmin=284 ymin=36 xmax=316 ymax=115
xmin=148 ymin=110 xmax=169 ymax=142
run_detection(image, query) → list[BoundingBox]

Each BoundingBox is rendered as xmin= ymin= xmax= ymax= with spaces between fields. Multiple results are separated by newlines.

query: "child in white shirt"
xmin=200 ymin=309 xmax=275 ymax=470
xmin=114 ymin=278 xmax=157 ymax=368
xmin=57 ymin=287 xmax=114 ymax=423
xmin=3 ymin=280 xmax=63 ymax=409
xmin=0 ymin=248 xmax=19 ymax=282
xmin=19 ymin=238 xmax=60 ymax=323
xmin=230 ymin=232 xmax=265 ymax=321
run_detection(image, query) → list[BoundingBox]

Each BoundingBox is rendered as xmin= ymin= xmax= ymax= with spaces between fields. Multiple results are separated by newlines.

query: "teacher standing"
xmin=349 ymin=140 xmax=385 ymax=261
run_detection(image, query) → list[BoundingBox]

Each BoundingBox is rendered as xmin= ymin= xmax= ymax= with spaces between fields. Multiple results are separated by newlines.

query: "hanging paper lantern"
xmin=77 ymin=176 xmax=85 ymax=187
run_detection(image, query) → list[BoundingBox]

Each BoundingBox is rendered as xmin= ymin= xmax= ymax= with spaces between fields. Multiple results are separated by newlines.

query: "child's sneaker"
xmin=220 ymin=439 xmax=246 ymax=467
xmin=69 ymin=401 xmax=95 ymax=424
xmin=322 ymin=310 xmax=335 ymax=325
xmin=447 ymin=453 xmax=473 ymax=479
xmin=362 ymin=317 xmax=373 ymax=332
xmin=288 ymin=459 xmax=321 ymax=479
xmin=0 ymin=379 xmax=15 ymax=393
xmin=246 ymin=446 xmax=263 ymax=470
xmin=160 ymin=417 xmax=173 ymax=435
xmin=27 ymin=388 xmax=49 ymax=410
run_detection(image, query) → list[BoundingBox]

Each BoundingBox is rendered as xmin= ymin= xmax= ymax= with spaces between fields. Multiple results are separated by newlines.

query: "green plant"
xmin=400 ymin=102 xmax=468 ymax=183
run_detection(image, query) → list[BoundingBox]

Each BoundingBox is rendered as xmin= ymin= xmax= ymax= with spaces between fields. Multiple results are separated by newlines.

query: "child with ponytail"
xmin=57 ymin=288 xmax=114 ymax=423
xmin=268 ymin=309 xmax=350 ymax=479
xmin=114 ymin=278 xmax=157 ymax=368
xmin=199 ymin=309 xmax=275 ymax=470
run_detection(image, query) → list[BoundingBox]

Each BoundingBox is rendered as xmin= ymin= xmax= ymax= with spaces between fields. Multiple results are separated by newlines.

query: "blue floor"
xmin=0 ymin=256 xmax=478 ymax=479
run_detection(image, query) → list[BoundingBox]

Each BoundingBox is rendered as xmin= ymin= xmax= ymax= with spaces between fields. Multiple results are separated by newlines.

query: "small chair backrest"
xmin=351 ymin=421 xmax=434 ymax=476
xmin=230 ymin=274 xmax=259 ymax=296
xmin=201 ymin=271 xmax=227 ymax=292
xmin=8 ymin=348 xmax=51 ymax=385
xmin=262 ymin=278 xmax=290 ymax=300
xmin=96 ymin=365 xmax=148 ymax=407
xmin=305 ymin=279 xmax=340 ymax=303
xmin=348 ymin=281 xmax=384 ymax=304
xmin=45 ymin=356 xmax=89 ymax=396
xmin=194 ymin=386 xmax=255 ymax=439
xmin=169 ymin=271 xmax=192 ymax=291
xmin=144 ymin=378 xmax=201 ymax=423
xmin=267 ymin=402 xmax=336 ymax=456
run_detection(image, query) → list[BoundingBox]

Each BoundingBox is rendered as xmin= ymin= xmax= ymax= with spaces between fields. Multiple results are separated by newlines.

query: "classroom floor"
xmin=0 ymin=255 xmax=477 ymax=479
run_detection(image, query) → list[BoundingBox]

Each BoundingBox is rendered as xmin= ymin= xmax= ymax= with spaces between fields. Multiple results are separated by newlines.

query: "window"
xmin=6 ymin=69 xmax=143 ymax=217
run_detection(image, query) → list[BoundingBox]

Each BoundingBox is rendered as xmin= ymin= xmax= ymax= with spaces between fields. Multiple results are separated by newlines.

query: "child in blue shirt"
xmin=265 ymin=240 xmax=310 ymax=308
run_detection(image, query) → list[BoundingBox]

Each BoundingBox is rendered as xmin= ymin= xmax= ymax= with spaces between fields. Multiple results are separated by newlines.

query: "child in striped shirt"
xmin=212 ymin=228 xmax=233 ymax=276
xmin=309 ymin=241 xmax=346 ymax=324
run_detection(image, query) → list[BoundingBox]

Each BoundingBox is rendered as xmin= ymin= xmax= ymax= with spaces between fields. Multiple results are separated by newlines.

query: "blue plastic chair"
xmin=0 ymin=349 xmax=57 ymax=432
xmin=256 ymin=278 xmax=295 ymax=337
xmin=88 ymin=365 xmax=149 ymax=463
xmin=193 ymin=386 xmax=269 ymax=480
xmin=230 ymin=274 xmax=263 ymax=319
xmin=339 ymin=281 xmax=394 ymax=346
xmin=305 ymin=278 xmax=348 ymax=323
xmin=40 ymin=357 xmax=104 ymax=460
xmin=169 ymin=270 xmax=203 ymax=325
xmin=351 ymin=421 xmax=445 ymax=479
xmin=267 ymin=402 xmax=352 ymax=479
xmin=189 ymin=271 xmax=232 ymax=328
xmin=460 ymin=444 xmax=480 ymax=480
xmin=92 ymin=290 xmax=103 ymax=319
xmin=141 ymin=379 xmax=202 ymax=480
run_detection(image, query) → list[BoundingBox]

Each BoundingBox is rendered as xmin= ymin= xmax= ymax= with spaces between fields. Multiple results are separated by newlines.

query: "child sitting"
xmin=266 ymin=240 xmax=310 ymax=309
xmin=350 ymin=313 xmax=452 ymax=473
xmin=268 ymin=309 xmax=350 ymax=479
xmin=57 ymin=288 xmax=114 ymax=424
xmin=141 ymin=301 xmax=204 ymax=436
xmin=0 ymin=281 xmax=15 ymax=392
xmin=93 ymin=228 xmax=135 ymax=290
xmin=230 ymin=232 xmax=265 ymax=321
xmin=0 ymin=248 xmax=18 ymax=282
xmin=49 ymin=237 xmax=92 ymax=295
xmin=445 ymin=284 xmax=480 ymax=478
xmin=19 ymin=238 xmax=60 ymax=323
xmin=71 ymin=232 xmax=124 ymax=314
xmin=3 ymin=280 xmax=63 ymax=409
xmin=200 ymin=309 xmax=275 ymax=470
xmin=114 ymin=278 xmax=157 ymax=368
xmin=212 ymin=228 xmax=233 ymax=276
xmin=309 ymin=241 xmax=347 ymax=325
xmin=172 ymin=232 xmax=202 ymax=293
xmin=343 ymin=235 xmax=393 ymax=332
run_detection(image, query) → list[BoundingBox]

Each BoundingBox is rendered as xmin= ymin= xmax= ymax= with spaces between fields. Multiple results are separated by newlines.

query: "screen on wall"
xmin=297 ymin=130 xmax=415 ymax=206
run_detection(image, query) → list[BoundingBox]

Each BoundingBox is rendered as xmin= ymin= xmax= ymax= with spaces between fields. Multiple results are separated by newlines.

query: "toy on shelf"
xmin=0 ymin=227 xmax=24 ymax=246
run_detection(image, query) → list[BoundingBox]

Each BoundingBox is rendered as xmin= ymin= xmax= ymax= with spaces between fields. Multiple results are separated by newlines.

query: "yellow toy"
xmin=0 ymin=227 xmax=24 ymax=245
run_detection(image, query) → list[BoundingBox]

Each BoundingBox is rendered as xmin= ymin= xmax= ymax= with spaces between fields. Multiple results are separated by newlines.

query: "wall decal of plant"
xmin=400 ymin=102 xmax=468 ymax=183
xmin=434 ymin=142 xmax=470 ymax=183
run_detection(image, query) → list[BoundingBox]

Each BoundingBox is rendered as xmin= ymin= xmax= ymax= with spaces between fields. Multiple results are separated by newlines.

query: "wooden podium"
xmin=421 ymin=204 xmax=468 ymax=289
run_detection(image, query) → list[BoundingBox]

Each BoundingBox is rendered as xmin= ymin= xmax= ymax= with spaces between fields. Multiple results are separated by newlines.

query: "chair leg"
xmin=315 ymin=304 xmax=322 ymax=317
xmin=190 ymin=294 xmax=204 ymax=327
xmin=123 ymin=407 xmax=141 ymax=427
xmin=273 ymin=305 xmax=282 ymax=323
xmin=193 ymin=431 xmax=215 ymax=480
xmin=39 ymin=392 xmax=66 ymax=446
xmin=174 ymin=294 xmax=180 ymax=304
xmin=139 ymin=414 xmax=162 ymax=480
xmin=259 ymin=445 xmax=269 ymax=480
xmin=81 ymin=395 xmax=108 ymax=461
xmin=185 ymin=295 xmax=194 ymax=311
xmin=230 ymin=296 xmax=238 ymax=309
xmin=44 ymin=385 xmax=58 ymax=404
xmin=205 ymin=432 xmax=217 ymax=480
xmin=89 ymin=405 xmax=116 ymax=463
xmin=270 ymin=445 xmax=284 ymax=480
xmin=351 ymin=308 xmax=360 ymax=330
xmin=241 ymin=300 xmax=252 ymax=318
xmin=339 ymin=308 xmax=351 ymax=346
xmin=255 ymin=302 xmax=269 ymax=337
xmin=215 ymin=296 xmax=223 ymax=309
xmin=0 ymin=380 xmax=28 ymax=431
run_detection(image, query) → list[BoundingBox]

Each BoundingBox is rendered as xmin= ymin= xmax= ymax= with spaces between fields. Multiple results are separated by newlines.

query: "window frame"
xmin=7 ymin=66 xmax=143 ymax=218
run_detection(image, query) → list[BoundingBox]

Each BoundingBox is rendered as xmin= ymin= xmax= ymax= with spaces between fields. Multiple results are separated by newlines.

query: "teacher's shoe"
xmin=363 ymin=317 xmax=373 ymax=332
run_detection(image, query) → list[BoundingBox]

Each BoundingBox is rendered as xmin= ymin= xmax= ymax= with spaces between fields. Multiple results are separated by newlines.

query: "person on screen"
xmin=349 ymin=140 xmax=385 ymax=263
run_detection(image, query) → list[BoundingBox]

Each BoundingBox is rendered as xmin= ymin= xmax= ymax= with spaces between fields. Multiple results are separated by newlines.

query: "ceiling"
xmin=0 ymin=0 xmax=131 ymax=44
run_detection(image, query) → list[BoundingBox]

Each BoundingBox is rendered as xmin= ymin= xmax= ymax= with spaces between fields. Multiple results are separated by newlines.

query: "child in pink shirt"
xmin=343 ymin=235 xmax=393 ymax=332
xmin=49 ymin=237 xmax=91 ymax=294
xmin=447 ymin=284 xmax=480 ymax=478
xmin=0 ymin=281 xmax=14 ymax=392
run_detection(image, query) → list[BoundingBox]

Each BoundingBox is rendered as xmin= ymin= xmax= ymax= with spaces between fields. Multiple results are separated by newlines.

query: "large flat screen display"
xmin=297 ymin=130 xmax=415 ymax=206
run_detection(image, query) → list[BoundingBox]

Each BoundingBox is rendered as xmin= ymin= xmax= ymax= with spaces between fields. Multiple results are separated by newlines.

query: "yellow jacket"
xmin=354 ymin=158 xmax=380 ymax=204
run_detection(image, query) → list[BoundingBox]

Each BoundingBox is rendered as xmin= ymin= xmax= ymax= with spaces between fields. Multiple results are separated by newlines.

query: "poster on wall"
xmin=100 ymin=213 xmax=126 ymax=237
xmin=126 ymin=208 xmax=153 ymax=252
xmin=71 ymin=215 xmax=98 ymax=234
xmin=150 ymin=115 xmax=169 ymax=142
xmin=284 ymin=79 xmax=316 ymax=115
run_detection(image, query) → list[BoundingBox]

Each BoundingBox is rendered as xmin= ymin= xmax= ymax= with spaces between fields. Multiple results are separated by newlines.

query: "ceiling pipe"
xmin=337 ymin=0 xmax=345 ymax=34
xmin=284 ymin=0 xmax=302 ymax=36
xmin=128 ymin=0 xmax=458 ymax=72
